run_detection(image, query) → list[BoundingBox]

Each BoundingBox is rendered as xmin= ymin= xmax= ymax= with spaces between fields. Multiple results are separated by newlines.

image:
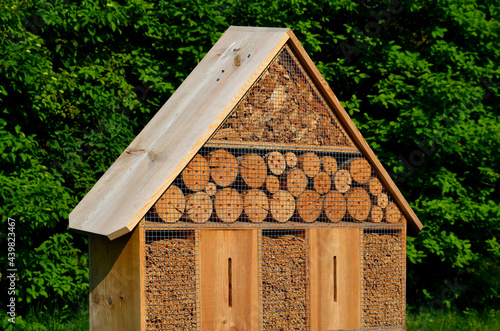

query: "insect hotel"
xmin=70 ymin=26 xmax=423 ymax=330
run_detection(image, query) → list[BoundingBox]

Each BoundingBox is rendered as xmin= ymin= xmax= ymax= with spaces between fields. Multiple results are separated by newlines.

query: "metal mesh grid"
xmin=361 ymin=227 xmax=406 ymax=330
xmin=143 ymin=228 xmax=200 ymax=330
xmin=259 ymin=229 xmax=310 ymax=330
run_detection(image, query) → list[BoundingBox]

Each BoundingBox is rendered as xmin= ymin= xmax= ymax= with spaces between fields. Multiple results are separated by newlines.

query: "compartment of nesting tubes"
xmin=362 ymin=228 xmax=406 ymax=329
xmin=260 ymin=229 xmax=309 ymax=330
xmin=144 ymin=230 xmax=198 ymax=330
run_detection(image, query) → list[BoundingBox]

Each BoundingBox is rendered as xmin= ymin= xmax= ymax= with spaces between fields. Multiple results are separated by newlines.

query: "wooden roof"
xmin=69 ymin=26 xmax=423 ymax=240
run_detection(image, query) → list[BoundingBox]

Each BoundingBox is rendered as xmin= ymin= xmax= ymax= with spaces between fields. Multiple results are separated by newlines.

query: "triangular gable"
xmin=69 ymin=27 xmax=422 ymax=240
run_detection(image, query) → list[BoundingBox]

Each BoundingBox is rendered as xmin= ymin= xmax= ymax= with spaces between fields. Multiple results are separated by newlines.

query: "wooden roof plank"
xmin=69 ymin=26 xmax=290 ymax=239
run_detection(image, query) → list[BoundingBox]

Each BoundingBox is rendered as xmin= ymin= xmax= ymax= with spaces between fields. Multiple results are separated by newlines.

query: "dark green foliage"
xmin=0 ymin=0 xmax=498 ymax=318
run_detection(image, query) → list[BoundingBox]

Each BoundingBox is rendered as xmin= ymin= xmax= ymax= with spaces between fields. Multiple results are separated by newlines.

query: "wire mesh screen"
xmin=143 ymin=228 xmax=200 ymax=330
xmin=361 ymin=227 xmax=406 ymax=329
xmin=260 ymin=229 xmax=310 ymax=330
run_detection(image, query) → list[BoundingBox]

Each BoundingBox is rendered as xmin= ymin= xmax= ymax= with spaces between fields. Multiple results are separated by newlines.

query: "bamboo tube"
xmin=323 ymin=190 xmax=347 ymax=222
xmin=238 ymin=153 xmax=267 ymax=189
xmin=284 ymin=168 xmax=308 ymax=197
xmin=265 ymin=175 xmax=280 ymax=194
xmin=270 ymin=190 xmax=295 ymax=223
xmin=265 ymin=151 xmax=286 ymax=175
xmin=297 ymin=189 xmax=322 ymax=223
xmin=346 ymin=187 xmax=371 ymax=221
xmin=186 ymin=191 xmax=212 ymax=223
xmin=334 ymin=169 xmax=352 ymax=193
xmin=208 ymin=149 xmax=239 ymax=187
xmin=298 ymin=152 xmax=321 ymax=177
xmin=313 ymin=171 xmax=331 ymax=195
xmin=155 ymin=185 xmax=185 ymax=223
xmin=214 ymin=188 xmax=243 ymax=223
xmin=243 ymin=189 xmax=269 ymax=223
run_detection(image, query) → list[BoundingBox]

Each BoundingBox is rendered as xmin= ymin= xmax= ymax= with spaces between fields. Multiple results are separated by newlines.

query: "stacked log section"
xmin=155 ymin=185 xmax=185 ymax=223
xmin=363 ymin=232 xmax=405 ymax=328
xmin=261 ymin=234 xmax=308 ymax=329
xmin=377 ymin=193 xmax=389 ymax=208
xmin=284 ymin=168 xmax=308 ymax=197
xmin=186 ymin=192 xmax=212 ymax=223
xmin=334 ymin=169 xmax=352 ymax=193
xmin=348 ymin=157 xmax=372 ymax=184
xmin=208 ymin=149 xmax=238 ymax=187
xmin=323 ymin=190 xmax=347 ymax=222
xmin=285 ymin=152 xmax=298 ymax=168
xmin=238 ymin=153 xmax=267 ymax=188
xmin=181 ymin=154 xmax=210 ymax=191
xmin=265 ymin=151 xmax=286 ymax=175
xmin=265 ymin=175 xmax=280 ymax=194
xmin=367 ymin=177 xmax=383 ymax=196
xmin=214 ymin=188 xmax=243 ymax=223
xmin=321 ymin=155 xmax=338 ymax=175
xmin=386 ymin=202 xmax=402 ymax=223
xmin=297 ymin=190 xmax=323 ymax=223
xmin=270 ymin=190 xmax=296 ymax=223
xmin=298 ymin=152 xmax=321 ymax=177
xmin=346 ymin=187 xmax=371 ymax=221
xmin=243 ymin=189 xmax=269 ymax=223
xmin=145 ymin=237 xmax=197 ymax=329
xmin=368 ymin=205 xmax=384 ymax=223
xmin=204 ymin=182 xmax=217 ymax=197
xmin=313 ymin=171 xmax=331 ymax=195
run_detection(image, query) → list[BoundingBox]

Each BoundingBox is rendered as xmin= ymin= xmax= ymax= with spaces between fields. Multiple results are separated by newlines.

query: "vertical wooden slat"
xmin=200 ymin=229 xmax=259 ymax=330
xmin=309 ymin=227 xmax=361 ymax=330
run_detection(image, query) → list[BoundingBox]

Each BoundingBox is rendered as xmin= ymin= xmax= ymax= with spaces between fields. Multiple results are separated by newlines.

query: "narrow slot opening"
xmin=228 ymin=257 xmax=232 ymax=307
xmin=333 ymin=255 xmax=337 ymax=303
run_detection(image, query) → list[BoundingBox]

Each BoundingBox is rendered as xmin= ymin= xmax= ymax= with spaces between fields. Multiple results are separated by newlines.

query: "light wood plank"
xmin=89 ymin=227 xmax=141 ymax=330
xmin=286 ymin=30 xmax=422 ymax=236
xmin=200 ymin=229 xmax=259 ymax=330
xmin=70 ymin=27 xmax=290 ymax=239
xmin=309 ymin=227 xmax=361 ymax=330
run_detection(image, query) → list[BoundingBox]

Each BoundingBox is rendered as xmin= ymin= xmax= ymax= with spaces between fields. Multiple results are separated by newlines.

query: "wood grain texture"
xmin=286 ymin=29 xmax=422 ymax=235
xmin=200 ymin=229 xmax=258 ymax=330
xmin=309 ymin=228 xmax=361 ymax=330
xmin=89 ymin=227 xmax=141 ymax=330
xmin=69 ymin=26 xmax=291 ymax=239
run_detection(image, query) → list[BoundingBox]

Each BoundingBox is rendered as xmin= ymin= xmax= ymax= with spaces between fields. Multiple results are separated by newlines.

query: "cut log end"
xmin=368 ymin=205 xmax=384 ymax=223
xmin=321 ymin=156 xmax=338 ymax=175
xmin=208 ymin=149 xmax=239 ymax=187
xmin=270 ymin=190 xmax=296 ymax=223
xmin=204 ymin=182 xmax=217 ymax=197
xmin=299 ymin=152 xmax=321 ymax=177
xmin=265 ymin=151 xmax=286 ymax=175
xmin=349 ymin=157 xmax=372 ymax=184
xmin=377 ymin=193 xmax=389 ymax=208
xmin=266 ymin=175 xmax=280 ymax=194
xmin=367 ymin=177 xmax=383 ymax=196
xmin=297 ymin=190 xmax=322 ymax=223
xmin=243 ymin=189 xmax=269 ymax=223
xmin=285 ymin=168 xmax=308 ymax=197
xmin=182 ymin=154 xmax=210 ymax=192
xmin=186 ymin=191 xmax=212 ymax=223
xmin=346 ymin=187 xmax=371 ymax=221
xmin=284 ymin=152 xmax=298 ymax=168
xmin=334 ymin=169 xmax=352 ymax=193
xmin=214 ymin=187 xmax=243 ymax=223
xmin=238 ymin=153 xmax=267 ymax=189
xmin=386 ymin=201 xmax=402 ymax=223
xmin=155 ymin=185 xmax=185 ymax=223
xmin=323 ymin=190 xmax=347 ymax=222
xmin=313 ymin=171 xmax=331 ymax=195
